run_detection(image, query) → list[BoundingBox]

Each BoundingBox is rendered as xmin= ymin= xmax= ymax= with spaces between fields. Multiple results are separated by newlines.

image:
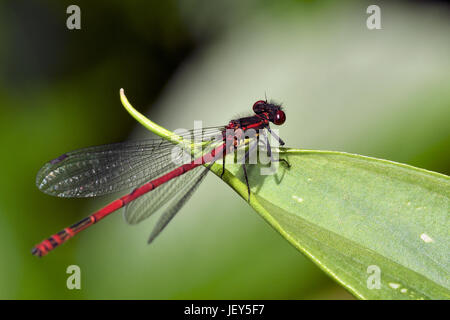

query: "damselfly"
xmin=32 ymin=100 xmax=287 ymax=257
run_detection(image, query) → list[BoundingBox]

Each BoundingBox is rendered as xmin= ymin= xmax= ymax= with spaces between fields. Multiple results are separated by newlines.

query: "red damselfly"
xmin=32 ymin=100 xmax=287 ymax=257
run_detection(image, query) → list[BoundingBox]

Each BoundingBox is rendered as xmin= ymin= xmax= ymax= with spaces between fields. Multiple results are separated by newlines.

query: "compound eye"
xmin=252 ymin=100 xmax=266 ymax=113
xmin=274 ymin=110 xmax=286 ymax=125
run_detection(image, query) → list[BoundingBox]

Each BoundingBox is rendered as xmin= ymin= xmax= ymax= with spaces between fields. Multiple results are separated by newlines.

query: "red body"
xmin=32 ymin=144 xmax=225 ymax=257
xmin=32 ymin=100 xmax=285 ymax=257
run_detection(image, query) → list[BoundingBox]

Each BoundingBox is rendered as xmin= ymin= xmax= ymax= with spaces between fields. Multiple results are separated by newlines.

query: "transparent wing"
xmin=123 ymin=165 xmax=206 ymax=225
xmin=147 ymin=166 xmax=210 ymax=244
xmin=36 ymin=127 xmax=224 ymax=198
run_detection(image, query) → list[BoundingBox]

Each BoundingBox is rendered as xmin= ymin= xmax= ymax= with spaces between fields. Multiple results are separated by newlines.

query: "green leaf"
xmin=224 ymin=149 xmax=450 ymax=300
xmin=119 ymin=90 xmax=450 ymax=300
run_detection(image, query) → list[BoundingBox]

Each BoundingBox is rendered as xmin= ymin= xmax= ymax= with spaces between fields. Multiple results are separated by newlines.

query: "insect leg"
xmin=265 ymin=128 xmax=290 ymax=168
xmin=267 ymin=127 xmax=285 ymax=146
xmin=242 ymin=140 xmax=258 ymax=201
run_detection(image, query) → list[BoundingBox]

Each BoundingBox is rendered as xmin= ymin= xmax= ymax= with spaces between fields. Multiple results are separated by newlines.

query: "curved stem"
xmin=119 ymin=89 xmax=250 ymax=195
xmin=119 ymin=88 xmax=184 ymax=144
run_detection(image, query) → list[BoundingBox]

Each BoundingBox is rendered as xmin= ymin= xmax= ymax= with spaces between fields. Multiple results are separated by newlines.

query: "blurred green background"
xmin=0 ymin=0 xmax=448 ymax=299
